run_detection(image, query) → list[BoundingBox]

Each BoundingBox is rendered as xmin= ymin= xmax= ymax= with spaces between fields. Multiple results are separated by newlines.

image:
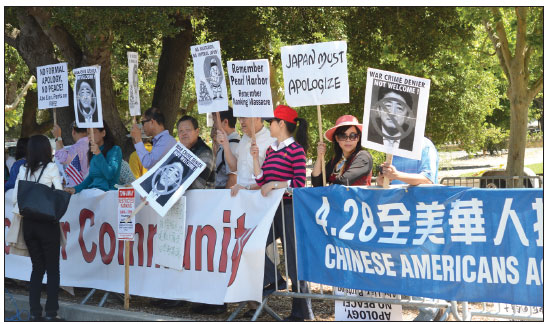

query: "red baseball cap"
xmin=270 ymin=105 xmax=298 ymax=124
xmin=324 ymin=115 xmax=363 ymax=142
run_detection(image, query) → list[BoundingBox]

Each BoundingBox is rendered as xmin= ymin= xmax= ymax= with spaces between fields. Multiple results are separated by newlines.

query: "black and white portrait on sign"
xmin=191 ymin=40 xmax=228 ymax=114
xmin=73 ymin=66 xmax=103 ymax=128
xmin=204 ymin=55 xmax=223 ymax=100
xmin=362 ymin=68 xmax=431 ymax=160
xmin=132 ymin=143 xmax=206 ymax=217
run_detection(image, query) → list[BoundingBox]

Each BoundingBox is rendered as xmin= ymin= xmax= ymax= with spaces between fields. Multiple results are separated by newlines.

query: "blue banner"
xmin=294 ymin=185 xmax=543 ymax=306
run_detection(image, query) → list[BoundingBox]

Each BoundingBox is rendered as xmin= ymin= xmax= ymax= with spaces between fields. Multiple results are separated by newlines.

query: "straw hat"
xmin=324 ymin=115 xmax=363 ymax=142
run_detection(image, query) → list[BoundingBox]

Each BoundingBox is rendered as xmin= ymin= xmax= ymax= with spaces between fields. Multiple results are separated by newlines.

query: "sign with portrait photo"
xmin=361 ymin=68 xmax=430 ymax=160
xmin=191 ymin=41 xmax=228 ymax=114
xmin=132 ymin=143 xmax=206 ymax=217
xmin=37 ymin=62 xmax=69 ymax=109
xmin=281 ymin=41 xmax=349 ymax=107
xmin=73 ymin=66 xmax=103 ymax=128
xmin=127 ymin=52 xmax=141 ymax=116
xmin=227 ymin=59 xmax=274 ymax=118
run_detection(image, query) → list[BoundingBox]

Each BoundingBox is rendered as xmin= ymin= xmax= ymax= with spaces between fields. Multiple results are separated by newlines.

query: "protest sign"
xmin=127 ymin=52 xmax=141 ymax=116
xmin=118 ymin=188 xmax=136 ymax=241
xmin=5 ymin=187 xmax=284 ymax=304
xmin=153 ymin=197 xmax=186 ymax=270
xmin=281 ymin=41 xmax=349 ymax=107
xmin=37 ymin=63 xmax=69 ymax=109
xmin=334 ymin=288 xmax=402 ymax=321
xmin=191 ymin=41 xmax=228 ymax=114
xmin=132 ymin=143 xmax=206 ymax=217
xmin=294 ymin=185 xmax=543 ymax=307
xmin=73 ymin=66 xmax=103 ymax=128
xmin=362 ymin=68 xmax=430 ymax=160
xmin=227 ymin=59 xmax=273 ymax=118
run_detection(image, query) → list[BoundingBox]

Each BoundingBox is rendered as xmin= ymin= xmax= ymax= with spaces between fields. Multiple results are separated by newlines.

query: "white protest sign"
xmin=153 ymin=197 xmax=186 ymax=270
xmin=335 ymin=288 xmax=402 ymax=321
xmin=127 ymin=52 xmax=141 ymax=116
xmin=362 ymin=68 xmax=430 ymax=160
xmin=118 ymin=188 xmax=135 ymax=241
xmin=132 ymin=143 xmax=206 ymax=217
xmin=227 ymin=59 xmax=274 ymax=118
xmin=191 ymin=41 xmax=228 ymax=114
xmin=73 ymin=65 xmax=103 ymax=128
xmin=37 ymin=62 xmax=69 ymax=109
xmin=281 ymin=41 xmax=349 ymax=107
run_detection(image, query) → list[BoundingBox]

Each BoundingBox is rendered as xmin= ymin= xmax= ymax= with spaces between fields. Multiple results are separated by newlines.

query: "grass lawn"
xmin=458 ymin=162 xmax=543 ymax=177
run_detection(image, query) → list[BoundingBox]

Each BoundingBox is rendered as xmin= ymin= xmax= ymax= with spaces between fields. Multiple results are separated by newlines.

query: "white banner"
xmin=127 ymin=52 xmax=141 ymax=116
xmin=281 ymin=41 xmax=349 ymax=107
xmin=191 ymin=41 xmax=229 ymax=114
xmin=73 ymin=65 xmax=103 ymax=128
xmin=227 ymin=59 xmax=274 ymax=118
xmin=362 ymin=68 xmax=430 ymax=160
xmin=132 ymin=143 xmax=206 ymax=217
xmin=37 ymin=62 xmax=69 ymax=109
xmin=5 ymin=188 xmax=284 ymax=304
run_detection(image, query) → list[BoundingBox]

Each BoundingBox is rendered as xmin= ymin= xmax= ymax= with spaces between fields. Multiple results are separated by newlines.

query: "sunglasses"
xmin=335 ymin=133 xmax=359 ymax=141
xmin=141 ymin=119 xmax=152 ymax=124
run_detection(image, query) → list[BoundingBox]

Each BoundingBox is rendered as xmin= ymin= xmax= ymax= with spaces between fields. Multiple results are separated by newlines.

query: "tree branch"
xmin=490 ymin=8 xmax=513 ymax=73
xmin=527 ymin=75 xmax=543 ymax=103
xmin=514 ymin=7 xmax=528 ymax=60
xmin=484 ymin=18 xmax=511 ymax=81
xmin=4 ymin=26 xmax=19 ymax=48
xmin=26 ymin=7 xmax=83 ymax=68
xmin=5 ymin=75 xmax=35 ymax=111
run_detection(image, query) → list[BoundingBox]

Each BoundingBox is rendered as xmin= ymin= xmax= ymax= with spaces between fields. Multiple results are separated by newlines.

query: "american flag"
xmin=66 ymin=155 xmax=84 ymax=185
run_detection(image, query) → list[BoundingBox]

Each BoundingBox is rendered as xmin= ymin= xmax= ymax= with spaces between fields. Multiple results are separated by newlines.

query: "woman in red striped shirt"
xmin=250 ymin=105 xmax=314 ymax=321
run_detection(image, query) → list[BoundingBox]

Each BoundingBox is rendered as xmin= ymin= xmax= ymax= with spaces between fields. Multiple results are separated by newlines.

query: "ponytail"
xmin=286 ymin=117 xmax=309 ymax=153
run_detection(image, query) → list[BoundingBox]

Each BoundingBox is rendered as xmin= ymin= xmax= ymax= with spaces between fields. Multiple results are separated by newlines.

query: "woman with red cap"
xmin=250 ymin=105 xmax=314 ymax=321
xmin=311 ymin=115 xmax=373 ymax=187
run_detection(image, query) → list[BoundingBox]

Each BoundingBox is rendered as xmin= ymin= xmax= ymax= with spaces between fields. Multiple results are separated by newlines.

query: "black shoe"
xmin=43 ymin=316 xmax=64 ymax=322
xmin=28 ymin=315 xmax=43 ymax=322
xmin=283 ymin=315 xmax=305 ymax=321
xmin=191 ymin=303 xmax=227 ymax=315
xmin=263 ymin=278 xmax=288 ymax=297
xmin=157 ymin=300 xmax=186 ymax=309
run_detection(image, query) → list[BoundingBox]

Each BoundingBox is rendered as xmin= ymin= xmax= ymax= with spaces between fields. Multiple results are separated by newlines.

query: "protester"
xmin=52 ymin=121 xmax=90 ymax=187
xmin=250 ymin=105 xmax=314 ymax=321
xmin=177 ymin=115 xmax=215 ymax=189
xmin=129 ymin=140 xmax=152 ymax=178
xmin=217 ymin=116 xmax=275 ymax=196
xmin=12 ymin=135 xmax=64 ymax=321
xmin=64 ymin=123 xmax=122 ymax=194
xmin=5 ymin=137 xmax=29 ymax=192
xmin=213 ymin=108 xmax=240 ymax=189
xmin=131 ymin=107 xmax=176 ymax=169
xmin=311 ymin=115 xmax=373 ymax=187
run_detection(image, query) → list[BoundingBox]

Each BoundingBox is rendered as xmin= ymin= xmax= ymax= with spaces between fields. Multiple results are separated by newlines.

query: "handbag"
xmin=17 ymin=165 xmax=72 ymax=223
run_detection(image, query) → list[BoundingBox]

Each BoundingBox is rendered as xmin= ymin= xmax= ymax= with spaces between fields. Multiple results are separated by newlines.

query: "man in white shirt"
xmin=216 ymin=117 xmax=275 ymax=196
xmin=213 ymin=108 xmax=240 ymax=189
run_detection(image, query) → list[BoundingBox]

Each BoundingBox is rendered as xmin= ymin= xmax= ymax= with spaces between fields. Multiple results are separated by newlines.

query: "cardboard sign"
xmin=335 ymin=288 xmax=403 ymax=321
xmin=281 ymin=41 xmax=349 ymax=107
xmin=131 ymin=143 xmax=206 ymax=217
xmin=153 ymin=197 xmax=186 ymax=270
xmin=118 ymin=188 xmax=135 ymax=240
xmin=227 ymin=59 xmax=274 ymax=117
xmin=127 ymin=52 xmax=141 ymax=116
xmin=37 ymin=62 xmax=69 ymax=109
xmin=362 ymin=68 xmax=430 ymax=160
xmin=191 ymin=41 xmax=228 ymax=114
xmin=73 ymin=66 xmax=103 ymax=128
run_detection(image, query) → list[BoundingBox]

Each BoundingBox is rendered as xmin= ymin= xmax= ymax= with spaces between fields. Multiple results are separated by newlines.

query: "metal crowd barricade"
xmin=440 ymin=175 xmax=543 ymax=188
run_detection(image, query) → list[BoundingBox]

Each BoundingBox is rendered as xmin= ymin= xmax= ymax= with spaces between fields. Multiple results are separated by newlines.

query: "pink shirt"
xmin=54 ymin=136 xmax=90 ymax=187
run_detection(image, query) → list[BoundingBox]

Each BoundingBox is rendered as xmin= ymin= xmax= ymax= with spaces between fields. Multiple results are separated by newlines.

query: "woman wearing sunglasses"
xmin=311 ymin=115 xmax=373 ymax=187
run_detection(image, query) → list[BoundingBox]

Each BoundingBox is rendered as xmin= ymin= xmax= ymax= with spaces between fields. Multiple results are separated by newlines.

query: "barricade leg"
xmin=226 ymin=302 xmax=246 ymax=321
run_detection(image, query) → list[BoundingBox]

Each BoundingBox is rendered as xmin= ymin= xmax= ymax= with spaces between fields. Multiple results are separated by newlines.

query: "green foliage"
xmin=482 ymin=124 xmax=509 ymax=155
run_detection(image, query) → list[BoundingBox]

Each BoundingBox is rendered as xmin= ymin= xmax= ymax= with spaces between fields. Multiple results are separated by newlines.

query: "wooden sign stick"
xmin=382 ymin=154 xmax=393 ymax=188
xmin=317 ymin=105 xmax=327 ymax=186
xmin=53 ymin=108 xmax=57 ymax=126
xmin=124 ymin=240 xmax=130 ymax=309
xmin=216 ymin=112 xmax=222 ymax=132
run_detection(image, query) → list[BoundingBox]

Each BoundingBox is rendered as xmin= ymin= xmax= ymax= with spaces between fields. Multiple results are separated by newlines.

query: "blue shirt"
xmin=74 ymin=145 xmax=122 ymax=193
xmin=5 ymin=159 xmax=26 ymax=192
xmin=392 ymin=137 xmax=438 ymax=185
xmin=134 ymin=130 xmax=176 ymax=169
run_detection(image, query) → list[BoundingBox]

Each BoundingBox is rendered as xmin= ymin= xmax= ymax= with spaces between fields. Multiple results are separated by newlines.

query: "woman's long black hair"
xmin=25 ymin=135 xmax=52 ymax=178
xmin=88 ymin=122 xmax=115 ymax=162
xmin=15 ymin=137 xmax=29 ymax=160
xmin=276 ymin=118 xmax=309 ymax=153
xmin=332 ymin=125 xmax=362 ymax=169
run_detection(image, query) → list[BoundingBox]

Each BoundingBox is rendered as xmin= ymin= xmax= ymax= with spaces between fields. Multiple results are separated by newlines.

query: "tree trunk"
xmin=152 ymin=16 xmax=193 ymax=134
xmin=20 ymin=90 xmax=53 ymax=137
xmin=505 ymin=87 xmax=529 ymax=187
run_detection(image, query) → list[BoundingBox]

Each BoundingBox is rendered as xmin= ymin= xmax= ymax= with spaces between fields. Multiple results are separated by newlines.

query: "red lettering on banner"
xmin=195 ymin=225 xmax=216 ymax=272
xmin=183 ymin=225 xmax=193 ymax=270
xmin=5 ymin=218 xmax=11 ymax=254
xmin=219 ymin=210 xmax=232 ymax=273
xmin=99 ymin=223 xmax=116 ymax=264
xmin=60 ymin=222 xmax=70 ymax=260
xmin=79 ymin=209 xmax=97 ymax=263
xmin=147 ymin=224 xmax=157 ymax=267
xmin=135 ymin=223 xmax=145 ymax=266
xmin=228 ymin=213 xmax=256 ymax=286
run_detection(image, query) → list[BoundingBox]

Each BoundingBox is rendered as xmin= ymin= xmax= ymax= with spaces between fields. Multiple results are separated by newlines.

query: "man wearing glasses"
xmin=130 ymin=107 xmax=176 ymax=169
